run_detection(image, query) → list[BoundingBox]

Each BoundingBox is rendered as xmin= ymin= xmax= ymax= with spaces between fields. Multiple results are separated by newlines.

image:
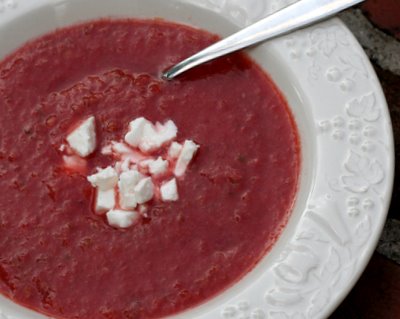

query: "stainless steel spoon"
xmin=163 ymin=0 xmax=364 ymax=80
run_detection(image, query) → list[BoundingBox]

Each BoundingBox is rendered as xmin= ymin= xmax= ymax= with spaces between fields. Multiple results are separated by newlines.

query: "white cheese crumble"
xmin=101 ymin=144 xmax=112 ymax=155
xmin=118 ymin=170 xmax=143 ymax=209
xmin=120 ymin=158 xmax=131 ymax=172
xmin=87 ymin=166 xmax=118 ymax=190
xmin=174 ymin=140 xmax=200 ymax=177
xmin=148 ymin=157 xmax=169 ymax=176
xmin=134 ymin=177 xmax=154 ymax=204
xmin=110 ymin=142 xmax=147 ymax=164
xmin=125 ymin=118 xmax=177 ymax=153
xmin=168 ymin=142 xmax=182 ymax=158
xmin=124 ymin=117 xmax=148 ymax=148
xmin=155 ymin=120 xmax=178 ymax=145
xmin=160 ymin=178 xmax=179 ymax=202
xmin=95 ymin=188 xmax=115 ymax=213
xmin=66 ymin=116 xmax=96 ymax=157
xmin=64 ymin=116 xmax=200 ymax=229
xmin=112 ymin=142 xmax=135 ymax=155
xmin=138 ymin=159 xmax=154 ymax=169
xmin=106 ymin=209 xmax=140 ymax=228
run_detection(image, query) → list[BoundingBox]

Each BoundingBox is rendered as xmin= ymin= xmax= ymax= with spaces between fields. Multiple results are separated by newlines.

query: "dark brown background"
xmin=330 ymin=0 xmax=400 ymax=318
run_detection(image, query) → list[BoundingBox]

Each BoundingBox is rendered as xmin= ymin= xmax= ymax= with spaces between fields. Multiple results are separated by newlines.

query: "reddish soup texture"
xmin=0 ymin=19 xmax=300 ymax=319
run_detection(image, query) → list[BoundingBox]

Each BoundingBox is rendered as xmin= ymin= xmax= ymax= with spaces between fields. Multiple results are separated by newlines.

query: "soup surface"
xmin=0 ymin=19 xmax=300 ymax=319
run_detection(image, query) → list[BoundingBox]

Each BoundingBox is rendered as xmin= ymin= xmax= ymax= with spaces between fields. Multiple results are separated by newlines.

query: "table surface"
xmin=330 ymin=0 xmax=400 ymax=318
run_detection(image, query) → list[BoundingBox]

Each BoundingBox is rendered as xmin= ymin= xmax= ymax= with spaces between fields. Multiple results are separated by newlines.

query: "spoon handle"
xmin=163 ymin=0 xmax=364 ymax=79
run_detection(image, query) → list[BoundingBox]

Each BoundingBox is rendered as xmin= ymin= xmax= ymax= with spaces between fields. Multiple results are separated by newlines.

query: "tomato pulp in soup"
xmin=0 ymin=19 xmax=300 ymax=319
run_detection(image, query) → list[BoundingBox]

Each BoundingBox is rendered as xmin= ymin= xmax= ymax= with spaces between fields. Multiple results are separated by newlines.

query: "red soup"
xmin=0 ymin=19 xmax=300 ymax=319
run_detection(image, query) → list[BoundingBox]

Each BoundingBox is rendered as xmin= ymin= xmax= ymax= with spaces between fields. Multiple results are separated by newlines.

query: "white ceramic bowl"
xmin=0 ymin=1 xmax=394 ymax=318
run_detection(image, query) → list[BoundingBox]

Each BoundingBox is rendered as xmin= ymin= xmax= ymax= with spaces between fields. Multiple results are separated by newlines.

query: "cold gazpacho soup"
xmin=0 ymin=19 xmax=300 ymax=319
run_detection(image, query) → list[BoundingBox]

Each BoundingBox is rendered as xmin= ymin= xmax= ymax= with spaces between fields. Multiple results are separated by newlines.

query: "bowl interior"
xmin=0 ymin=0 xmax=316 ymax=318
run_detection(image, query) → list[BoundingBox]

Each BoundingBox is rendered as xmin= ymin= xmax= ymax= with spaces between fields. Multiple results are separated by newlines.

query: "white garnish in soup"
xmin=95 ymin=189 xmax=116 ymax=213
xmin=66 ymin=116 xmax=96 ymax=157
xmin=62 ymin=116 xmax=199 ymax=228
xmin=125 ymin=118 xmax=177 ymax=152
xmin=87 ymin=166 xmax=118 ymax=190
xmin=134 ymin=177 xmax=154 ymax=204
xmin=160 ymin=178 xmax=179 ymax=202
xmin=174 ymin=140 xmax=199 ymax=177
xmin=148 ymin=157 xmax=169 ymax=176
xmin=168 ymin=142 xmax=182 ymax=159
xmin=106 ymin=210 xmax=140 ymax=229
xmin=118 ymin=170 xmax=143 ymax=209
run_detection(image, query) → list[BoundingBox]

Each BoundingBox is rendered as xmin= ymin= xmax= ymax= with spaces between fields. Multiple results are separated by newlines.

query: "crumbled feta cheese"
xmin=134 ymin=177 xmax=154 ymax=204
xmin=101 ymin=145 xmax=112 ymax=155
xmin=120 ymin=158 xmax=131 ymax=172
xmin=148 ymin=157 xmax=169 ymax=176
xmin=155 ymin=120 xmax=178 ymax=144
xmin=118 ymin=170 xmax=143 ymax=209
xmin=119 ymin=194 xmax=137 ymax=210
xmin=168 ymin=142 xmax=182 ymax=158
xmin=121 ymin=159 xmax=130 ymax=172
xmin=138 ymin=159 xmax=154 ymax=169
xmin=112 ymin=142 xmax=134 ymax=155
xmin=119 ymin=170 xmax=143 ymax=190
xmin=125 ymin=117 xmax=149 ymax=148
xmin=138 ymin=123 xmax=158 ymax=152
xmin=174 ymin=140 xmax=200 ymax=177
xmin=125 ymin=117 xmax=178 ymax=153
xmin=111 ymin=142 xmax=147 ymax=164
xmin=87 ymin=166 xmax=118 ymax=190
xmin=79 ymin=116 xmax=199 ymax=229
xmin=66 ymin=116 xmax=96 ymax=157
xmin=106 ymin=209 xmax=140 ymax=228
xmin=160 ymin=178 xmax=179 ymax=202
xmin=95 ymin=188 xmax=115 ymax=213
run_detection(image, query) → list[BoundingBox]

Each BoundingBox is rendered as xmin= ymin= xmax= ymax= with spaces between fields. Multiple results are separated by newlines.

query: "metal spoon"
xmin=163 ymin=0 xmax=363 ymax=80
